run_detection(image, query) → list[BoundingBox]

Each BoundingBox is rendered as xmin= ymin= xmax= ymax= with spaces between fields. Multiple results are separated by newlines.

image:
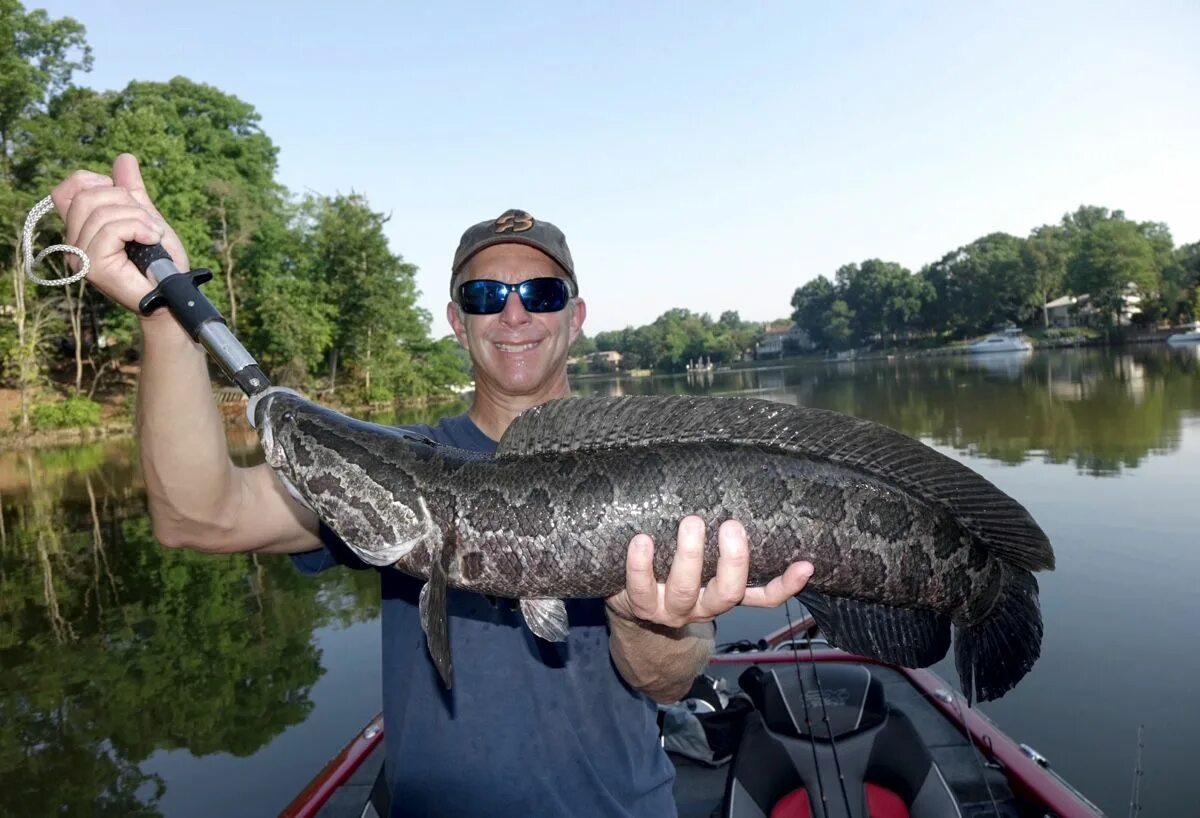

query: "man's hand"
xmin=605 ymin=516 xmax=813 ymax=703
xmin=606 ymin=515 xmax=813 ymax=628
xmin=50 ymin=153 xmax=188 ymax=316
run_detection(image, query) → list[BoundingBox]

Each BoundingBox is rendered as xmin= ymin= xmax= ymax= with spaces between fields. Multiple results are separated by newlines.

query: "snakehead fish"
xmin=254 ymin=390 xmax=1054 ymax=703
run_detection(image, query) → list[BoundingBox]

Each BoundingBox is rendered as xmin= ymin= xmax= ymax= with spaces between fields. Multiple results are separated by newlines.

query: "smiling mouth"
xmin=494 ymin=340 xmax=541 ymax=353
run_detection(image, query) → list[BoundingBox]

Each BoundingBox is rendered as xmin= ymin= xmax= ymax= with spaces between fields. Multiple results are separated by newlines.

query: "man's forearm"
xmin=607 ymin=612 xmax=715 ymax=703
xmin=137 ymin=317 xmax=248 ymax=551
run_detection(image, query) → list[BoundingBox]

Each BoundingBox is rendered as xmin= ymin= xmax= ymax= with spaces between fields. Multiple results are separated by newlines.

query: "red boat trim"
xmin=279 ymin=713 xmax=384 ymax=818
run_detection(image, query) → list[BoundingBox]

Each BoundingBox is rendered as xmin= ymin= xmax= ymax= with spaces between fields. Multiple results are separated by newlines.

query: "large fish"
xmin=254 ymin=390 xmax=1054 ymax=703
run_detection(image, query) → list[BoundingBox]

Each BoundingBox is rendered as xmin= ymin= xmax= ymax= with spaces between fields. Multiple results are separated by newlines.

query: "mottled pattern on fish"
xmin=388 ymin=446 xmax=994 ymax=620
xmin=255 ymin=391 xmax=1054 ymax=702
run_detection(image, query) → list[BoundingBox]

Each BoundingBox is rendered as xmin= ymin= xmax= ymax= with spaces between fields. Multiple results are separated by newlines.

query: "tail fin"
xmin=954 ymin=569 xmax=1043 ymax=703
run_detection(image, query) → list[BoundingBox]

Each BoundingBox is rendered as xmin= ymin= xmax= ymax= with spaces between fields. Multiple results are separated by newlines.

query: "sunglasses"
xmin=457 ymin=277 xmax=572 ymax=315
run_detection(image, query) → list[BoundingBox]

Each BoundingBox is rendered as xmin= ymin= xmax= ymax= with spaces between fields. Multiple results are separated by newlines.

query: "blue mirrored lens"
xmin=458 ymin=278 xmax=569 ymax=314
xmin=516 ymin=279 xmax=569 ymax=313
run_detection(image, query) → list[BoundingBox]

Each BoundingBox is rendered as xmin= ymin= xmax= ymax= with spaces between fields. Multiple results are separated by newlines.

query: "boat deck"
xmin=309 ymin=650 xmax=1021 ymax=818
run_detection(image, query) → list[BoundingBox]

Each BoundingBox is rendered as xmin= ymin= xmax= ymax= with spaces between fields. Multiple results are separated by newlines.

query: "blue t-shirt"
xmin=292 ymin=412 xmax=677 ymax=817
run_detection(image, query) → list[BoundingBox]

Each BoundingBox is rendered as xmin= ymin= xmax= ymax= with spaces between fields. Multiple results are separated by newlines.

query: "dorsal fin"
xmin=498 ymin=396 xmax=1054 ymax=573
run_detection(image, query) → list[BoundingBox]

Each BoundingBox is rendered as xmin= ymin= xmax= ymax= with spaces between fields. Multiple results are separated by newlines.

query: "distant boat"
xmin=966 ymin=326 xmax=1032 ymax=354
xmin=1166 ymin=321 xmax=1200 ymax=345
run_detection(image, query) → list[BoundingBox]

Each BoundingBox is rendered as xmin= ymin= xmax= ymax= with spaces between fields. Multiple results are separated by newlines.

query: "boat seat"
xmin=721 ymin=665 xmax=961 ymax=818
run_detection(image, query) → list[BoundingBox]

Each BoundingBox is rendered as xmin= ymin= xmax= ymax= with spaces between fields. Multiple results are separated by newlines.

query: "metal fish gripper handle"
xmin=125 ymin=240 xmax=271 ymax=399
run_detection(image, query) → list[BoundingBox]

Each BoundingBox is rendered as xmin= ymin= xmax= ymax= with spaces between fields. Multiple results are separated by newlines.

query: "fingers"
xmin=664 ymin=516 xmax=706 ymax=620
xmin=53 ymin=185 xmax=164 ymax=309
xmin=699 ymin=519 xmax=750 ymax=617
xmin=112 ymin=153 xmax=160 ymax=215
xmin=50 ymin=169 xmax=112 ymax=223
xmin=622 ymin=534 xmax=659 ymax=620
xmin=74 ymin=203 xmax=163 ymax=256
xmin=741 ymin=560 xmax=814 ymax=608
xmin=62 ymin=186 xmax=145 ymax=245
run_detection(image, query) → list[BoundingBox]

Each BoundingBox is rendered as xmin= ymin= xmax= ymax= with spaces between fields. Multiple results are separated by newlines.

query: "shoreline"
xmin=3 ymin=331 xmax=1188 ymax=452
xmin=0 ymin=393 xmax=463 ymax=454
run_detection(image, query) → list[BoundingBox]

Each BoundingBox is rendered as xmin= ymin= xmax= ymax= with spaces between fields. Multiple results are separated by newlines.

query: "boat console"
xmin=671 ymin=660 xmax=1022 ymax=818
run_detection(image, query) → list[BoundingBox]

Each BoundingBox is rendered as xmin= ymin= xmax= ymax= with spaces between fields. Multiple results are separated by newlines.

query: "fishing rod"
xmin=1128 ymin=724 xmax=1144 ymax=818
xmin=22 ymin=196 xmax=272 ymax=401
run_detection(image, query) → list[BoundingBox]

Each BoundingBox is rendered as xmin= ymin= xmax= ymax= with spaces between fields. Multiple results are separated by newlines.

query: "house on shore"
xmin=756 ymin=323 xmax=814 ymax=359
xmin=568 ymin=349 xmax=623 ymax=373
xmin=1045 ymin=285 xmax=1143 ymax=328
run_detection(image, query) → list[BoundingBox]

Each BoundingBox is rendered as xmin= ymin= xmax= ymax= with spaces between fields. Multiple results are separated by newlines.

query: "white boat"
xmin=1166 ymin=321 xmax=1200 ymax=345
xmin=966 ymin=326 xmax=1032 ymax=354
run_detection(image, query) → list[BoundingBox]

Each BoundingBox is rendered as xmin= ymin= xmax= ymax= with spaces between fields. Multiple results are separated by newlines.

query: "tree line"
xmin=571 ymin=207 xmax=1199 ymax=370
xmin=791 ymin=209 xmax=1200 ymax=352
xmin=1 ymin=1 xmax=469 ymax=432
xmin=569 ymin=309 xmax=765 ymax=373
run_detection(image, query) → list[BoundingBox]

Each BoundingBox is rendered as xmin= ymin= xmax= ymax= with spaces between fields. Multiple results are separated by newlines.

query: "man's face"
xmin=447 ymin=243 xmax=586 ymax=400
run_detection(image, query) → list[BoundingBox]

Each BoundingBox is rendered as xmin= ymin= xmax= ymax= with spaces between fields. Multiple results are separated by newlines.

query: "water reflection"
xmin=577 ymin=348 xmax=1199 ymax=477
xmin=961 ymin=349 xmax=1033 ymax=378
xmin=1 ymin=348 xmax=1197 ymax=815
xmin=0 ymin=448 xmax=380 ymax=817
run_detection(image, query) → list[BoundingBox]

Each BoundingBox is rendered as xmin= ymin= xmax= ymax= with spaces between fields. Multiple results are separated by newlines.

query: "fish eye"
xmin=281 ymin=410 xmax=296 ymax=425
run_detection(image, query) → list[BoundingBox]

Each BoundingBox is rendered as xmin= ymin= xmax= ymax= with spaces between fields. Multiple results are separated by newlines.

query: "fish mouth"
xmin=250 ymin=387 xmax=304 ymax=470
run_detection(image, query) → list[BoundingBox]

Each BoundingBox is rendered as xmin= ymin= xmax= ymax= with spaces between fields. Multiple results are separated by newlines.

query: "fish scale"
xmin=255 ymin=390 xmax=1052 ymax=703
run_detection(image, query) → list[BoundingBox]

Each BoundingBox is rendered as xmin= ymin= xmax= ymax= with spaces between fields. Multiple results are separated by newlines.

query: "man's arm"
xmin=53 ymin=155 xmax=321 ymax=556
xmin=606 ymin=517 xmax=813 ymax=703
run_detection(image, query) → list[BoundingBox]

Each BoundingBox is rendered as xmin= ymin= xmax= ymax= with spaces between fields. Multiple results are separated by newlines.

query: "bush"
xmin=27 ymin=396 xmax=103 ymax=430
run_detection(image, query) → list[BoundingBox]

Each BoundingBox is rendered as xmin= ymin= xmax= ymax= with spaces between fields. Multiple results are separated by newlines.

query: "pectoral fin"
xmin=419 ymin=571 xmax=452 ymax=688
xmin=520 ymin=598 xmax=570 ymax=642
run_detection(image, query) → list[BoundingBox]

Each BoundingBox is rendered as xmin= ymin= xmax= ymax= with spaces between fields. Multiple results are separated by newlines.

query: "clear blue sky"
xmin=37 ymin=0 xmax=1200 ymax=339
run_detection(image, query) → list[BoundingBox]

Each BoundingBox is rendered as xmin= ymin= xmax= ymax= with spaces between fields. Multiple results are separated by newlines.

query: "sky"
xmin=36 ymin=0 xmax=1200 ymax=339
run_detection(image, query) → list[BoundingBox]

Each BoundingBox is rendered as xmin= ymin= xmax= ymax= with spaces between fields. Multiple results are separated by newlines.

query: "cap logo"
xmin=493 ymin=209 xmax=535 ymax=234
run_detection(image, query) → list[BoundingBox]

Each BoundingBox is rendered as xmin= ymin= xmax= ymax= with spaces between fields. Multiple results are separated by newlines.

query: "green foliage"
xmin=789 ymin=261 xmax=929 ymax=351
xmin=0 ymin=9 xmax=468 ymax=408
xmin=569 ymin=331 xmax=598 ymax=357
xmin=1067 ymin=218 xmax=1159 ymax=327
xmin=1160 ymin=242 xmax=1200 ymax=322
xmin=790 ymin=275 xmax=835 ymax=348
xmin=823 ymin=299 xmax=855 ymax=350
xmin=289 ymin=192 xmax=468 ymax=402
xmin=835 ymin=259 xmax=928 ymax=341
xmin=921 ymin=234 xmax=1032 ymax=337
xmin=593 ymin=308 xmax=762 ymax=373
xmin=0 ymin=0 xmax=92 ymax=161
xmin=24 ymin=395 xmax=101 ymax=429
xmin=790 ymin=204 xmax=1185 ymax=352
xmin=1022 ymin=225 xmax=1068 ymax=327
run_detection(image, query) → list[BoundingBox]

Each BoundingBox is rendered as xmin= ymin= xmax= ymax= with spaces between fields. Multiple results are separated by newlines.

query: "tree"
xmin=1022 ymin=225 xmax=1068 ymax=328
xmin=0 ymin=0 xmax=91 ymax=428
xmin=929 ymin=234 xmax=1031 ymax=336
xmin=1067 ymin=219 xmax=1159 ymax=328
xmin=299 ymin=192 xmax=465 ymax=402
xmin=790 ymin=276 xmax=835 ymax=348
xmin=835 ymin=259 xmax=922 ymax=343
xmin=822 ymin=299 xmax=855 ymax=351
xmin=1159 ymin=242 xmax=1199 ymax=323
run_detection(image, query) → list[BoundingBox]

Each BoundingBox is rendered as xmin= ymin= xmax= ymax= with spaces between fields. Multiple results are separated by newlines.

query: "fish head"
xmin=252 ymin=387 xmax=438 ymax=565
xmin=253 ymin=387 xmax=311 ymax=472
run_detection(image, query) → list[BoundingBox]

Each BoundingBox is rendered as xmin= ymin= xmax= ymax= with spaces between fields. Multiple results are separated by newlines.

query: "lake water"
xmin=2 ymin=345 xmax=1197 ymax=817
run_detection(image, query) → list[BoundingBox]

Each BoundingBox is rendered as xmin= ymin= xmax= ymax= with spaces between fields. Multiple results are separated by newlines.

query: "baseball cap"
xmin=450 ymin=209 xmax=577 ymax=299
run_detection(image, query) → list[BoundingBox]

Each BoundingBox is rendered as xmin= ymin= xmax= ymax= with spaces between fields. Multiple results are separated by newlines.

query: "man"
xmin=51 ymin=154 xmax=813 ymax=817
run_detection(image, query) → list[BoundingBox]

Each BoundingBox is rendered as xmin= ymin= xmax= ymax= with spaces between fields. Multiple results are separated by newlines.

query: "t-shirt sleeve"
xmin=290 ymin=520 xmax=373 ymax=575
